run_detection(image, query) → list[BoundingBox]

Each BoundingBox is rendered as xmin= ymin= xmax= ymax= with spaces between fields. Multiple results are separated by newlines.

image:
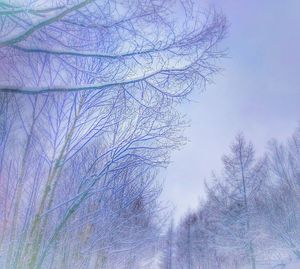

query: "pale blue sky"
xmin=163 ymin=0 xmax=300 ymax=220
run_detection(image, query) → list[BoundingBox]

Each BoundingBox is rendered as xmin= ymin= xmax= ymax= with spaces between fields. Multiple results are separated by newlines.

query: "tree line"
xmin=0 ymin=0 xmax=226 ymax=268
xmin=160 ymin=128 xmax=300 ymax=269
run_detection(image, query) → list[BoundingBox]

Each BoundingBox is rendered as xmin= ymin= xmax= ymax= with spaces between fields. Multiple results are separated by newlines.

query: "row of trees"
xmin=0 ymin=91 xmax=169 ymax=269
xmin=0 ymin=0 xmax=226 ymax=268
xmin=160 ymin=127 xmax=300 ymax=269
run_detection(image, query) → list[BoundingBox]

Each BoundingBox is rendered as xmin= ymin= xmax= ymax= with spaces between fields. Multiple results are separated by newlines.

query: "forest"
xmin=162 ymin=130 xmax=300 ymax=269
xmin=0 ymin=0 xmax=298 ymax=268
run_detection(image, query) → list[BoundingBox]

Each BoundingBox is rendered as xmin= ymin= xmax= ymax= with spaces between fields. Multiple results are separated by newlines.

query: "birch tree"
xmin=0 ymin=88 xmax=182 ymax=269
xmin=0 ymin=1 xmax=226 ymax=268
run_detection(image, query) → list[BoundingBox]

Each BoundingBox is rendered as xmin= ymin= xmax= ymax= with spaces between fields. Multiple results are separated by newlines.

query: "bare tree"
xmin=259 ymin=128 xmax=300 ymax=260
xmin=175 ymin=212 xmax=199 ymax=269
xmin=0 ymin=0 xmax=226 ymax=94
xmin=0 ymin=88 xmax=183 ymax=269
xmin=160 ymin=220 xmax=174 ymax=269
xmin=205 ymin=134 xmax=268 ymax=269
xmin=171 ymin=128 xmax=300 ymax=269
xmin=0 ymin=1 xmax=226 ymax=268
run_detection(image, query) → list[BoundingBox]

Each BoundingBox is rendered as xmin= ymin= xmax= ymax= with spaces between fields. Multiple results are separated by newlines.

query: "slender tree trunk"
xmin=239 ymin=150 xmax=256 ymax=269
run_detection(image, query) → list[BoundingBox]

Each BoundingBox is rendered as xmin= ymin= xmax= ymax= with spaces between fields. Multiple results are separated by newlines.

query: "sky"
xmin=162 ymin=0 xmax=300 ymax=221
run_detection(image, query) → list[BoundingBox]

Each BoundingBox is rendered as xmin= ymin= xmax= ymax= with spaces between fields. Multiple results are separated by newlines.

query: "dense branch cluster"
xmin=160 ymin=129 xmax=300 ymax=269
xmin=0 ymin=0 xmax=225 ymax=269
xmin=0 ymin=0 xmax=225 ymax=94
